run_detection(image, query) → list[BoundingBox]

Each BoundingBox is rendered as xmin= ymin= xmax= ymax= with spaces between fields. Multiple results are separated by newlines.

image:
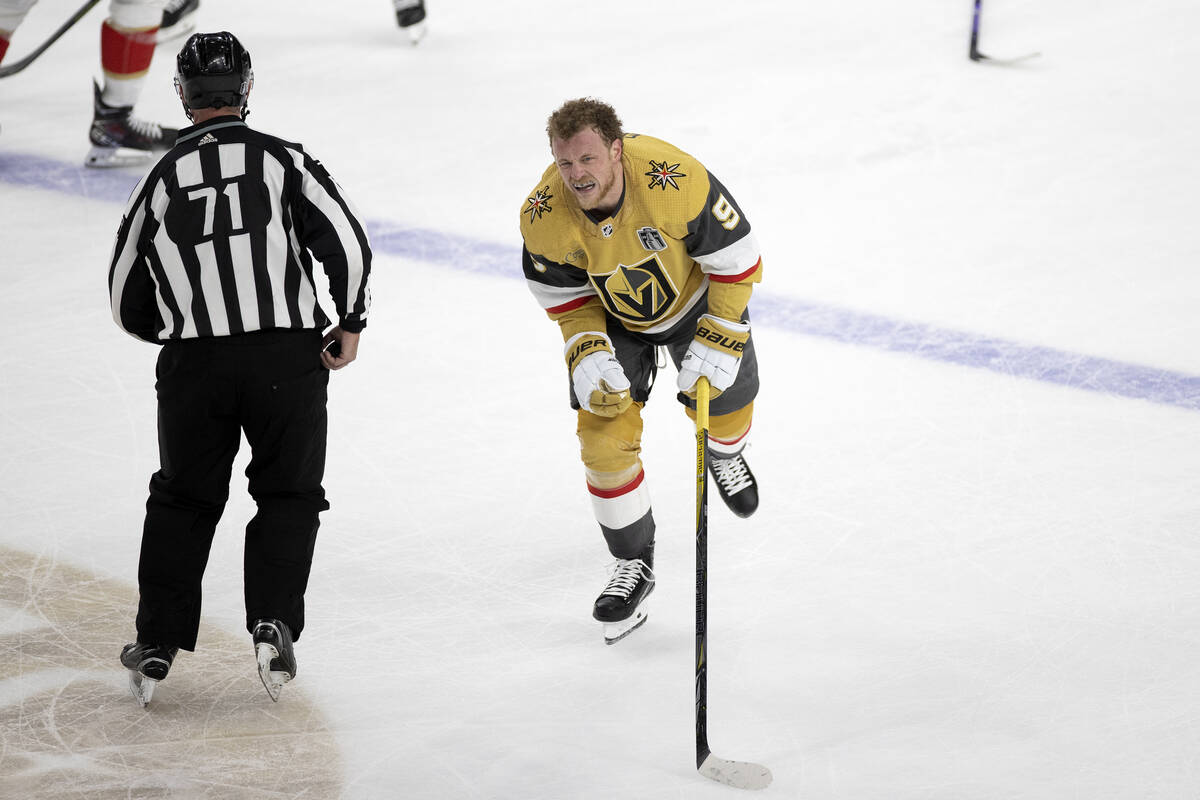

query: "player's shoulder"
xmin=621 ymin=133 xmax=711 ymax=216
xmin=519 ymin=162 xmax=572 ymax=248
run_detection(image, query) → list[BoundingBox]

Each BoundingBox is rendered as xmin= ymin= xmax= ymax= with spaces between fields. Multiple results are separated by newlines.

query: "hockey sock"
xmin=100 ymin=19 xmax=158 ymax=107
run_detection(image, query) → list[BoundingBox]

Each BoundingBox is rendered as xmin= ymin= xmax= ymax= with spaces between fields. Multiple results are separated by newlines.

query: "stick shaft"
xmin=0 ymin=0 xmax=102 ymax=79
xmin=695 ymin=377 xmax=711 ymax=768
xmin=969 ymin=0 xmax=984 ymax=59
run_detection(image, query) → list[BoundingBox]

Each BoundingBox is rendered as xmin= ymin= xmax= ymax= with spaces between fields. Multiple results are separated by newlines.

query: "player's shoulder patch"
xmin=520 ymin=163 xmax=562 ymax=227
xmin=524 ymin=184 xmax=555 ymax=224
xmin=621 ymin=134 xmax=711 ymax=225
xmin=520 ymin=166 xmax=578 ymax=256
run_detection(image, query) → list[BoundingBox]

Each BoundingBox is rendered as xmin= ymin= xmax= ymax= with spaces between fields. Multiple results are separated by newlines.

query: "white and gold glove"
xmin=565 ymin=332 xmax=633 ymax=417
xmin=676 ymin=314 xmax=750 ymax=397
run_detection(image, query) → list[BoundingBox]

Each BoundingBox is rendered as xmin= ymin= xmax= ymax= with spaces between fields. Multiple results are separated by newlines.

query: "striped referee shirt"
xmin=108 ymin=115 xmax=372 ymax=343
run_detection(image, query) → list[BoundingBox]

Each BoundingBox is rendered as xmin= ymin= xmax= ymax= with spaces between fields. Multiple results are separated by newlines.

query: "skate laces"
xmin=601 ymin=558 xmax=654 ymax=599
xmin=711 ymin=454 xmax=753 ymax=495
xmin=127 ymin=116 xmax=165 ymax=139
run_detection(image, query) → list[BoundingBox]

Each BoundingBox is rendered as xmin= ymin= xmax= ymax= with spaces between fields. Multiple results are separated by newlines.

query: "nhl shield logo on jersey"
xmin=525 ymin=186 xmax=554 ymax=223
xmin=636 ymin=226 xmax=667 ymax=252
xmin=591 ymin=254 xmax=679 ymax=324
xmin=645 ymin=159 xmax=686 ymax=191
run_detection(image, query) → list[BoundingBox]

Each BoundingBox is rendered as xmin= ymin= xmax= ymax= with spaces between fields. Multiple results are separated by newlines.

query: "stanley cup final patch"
xmin=636 ymin=226 xmax=667 ymax=252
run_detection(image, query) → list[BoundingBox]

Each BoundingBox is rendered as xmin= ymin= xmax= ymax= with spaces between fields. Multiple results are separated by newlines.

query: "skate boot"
xmin=393 ymin=0 xmax=427 ymax=44
xmin=252 ymin=618 xmax=296 ymax=702
xmin=120 ymin=642 xmax=179 ymax=707
xmin=593 ymin=546 xmax=655 ymax=645
xmin=709 ymin=450 xmax=758 ymax=518
xmin=86 ymin=81 xmax=178 ymax=168
xmin=158 ymin=0 xmax=200 ymax=43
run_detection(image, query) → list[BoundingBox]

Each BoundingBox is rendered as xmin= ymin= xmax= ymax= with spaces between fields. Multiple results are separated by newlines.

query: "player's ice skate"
xmin=393 ymin=0 xmax=427 ymax=44
xmin=593 ymin=556 xmax=655 ymax=645
xmin=709 ymin=450 xmax=759 ymax=518
xmin=157 ymin=0 xmax=200 ymax=43
xmin=86 ymin=81 xmax=178 ymax=168
xmin=252 ymin=618 xmax=297 ymax=702
xmin=120 ymin=642 xmax=179 ymax=708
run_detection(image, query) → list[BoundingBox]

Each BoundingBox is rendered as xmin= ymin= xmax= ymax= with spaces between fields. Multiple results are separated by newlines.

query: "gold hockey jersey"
xmin=520 ymin=134 xmax=761 ymax=342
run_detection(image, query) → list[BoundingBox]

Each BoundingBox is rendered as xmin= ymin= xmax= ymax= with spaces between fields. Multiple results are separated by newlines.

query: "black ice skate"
xmin=593 ymin=552 xmax=655 ymax=645
xmin=393 ymin=0 xmax=427 ymax=44
xmin=86 ymin=81 xmax=178 ymax=168
xmin=709 ymin=451 xmax=759 ymax=518
xmin=120 ymin=642 xmax=179 ymax=707
xmin=157 ymin=0 xmax=200 ymax=43
xmin=252 ymin=618 xmax=296 ymax=702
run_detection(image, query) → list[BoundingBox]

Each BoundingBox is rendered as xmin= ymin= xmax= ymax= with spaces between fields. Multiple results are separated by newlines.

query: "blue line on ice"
xmin=6 ymin=150 xmax=1199 ymax=412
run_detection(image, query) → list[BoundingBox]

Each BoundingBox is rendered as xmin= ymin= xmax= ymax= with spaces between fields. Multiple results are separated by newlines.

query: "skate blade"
xmin=85 ymin=146 xmax=155 ymax=169
xmin=156 ymin=16 xmax=198 ymax=44
xmin=403 ymin=21 xmax=427 ymax=44
xmin=127 ymin=670 xmax=157 ymax=708
xmin=256 ymin=643 xmax=291 ymax=702
xmin=602 ymin=608 xmax=649 ymax=645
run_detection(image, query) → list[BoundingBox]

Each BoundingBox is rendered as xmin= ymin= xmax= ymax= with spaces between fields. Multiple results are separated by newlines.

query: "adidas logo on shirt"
xmin=198 ymin=133 xmax=218 ymax=145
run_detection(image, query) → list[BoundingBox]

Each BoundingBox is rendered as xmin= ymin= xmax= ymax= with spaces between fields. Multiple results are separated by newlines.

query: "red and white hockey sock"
xmin=100 ymin=18 xmax=159 ymax=107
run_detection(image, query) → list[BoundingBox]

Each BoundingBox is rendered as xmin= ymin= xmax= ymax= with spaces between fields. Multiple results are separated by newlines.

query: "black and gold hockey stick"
xmin=694 ymin=377 xmax=772 ymax=789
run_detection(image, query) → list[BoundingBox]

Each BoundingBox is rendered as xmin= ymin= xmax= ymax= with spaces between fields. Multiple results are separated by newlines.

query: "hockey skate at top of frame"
xmin=157 ymin=0 xmax=200 ymax=43
xmin=393 ymin=0 xmax=427 ymax=44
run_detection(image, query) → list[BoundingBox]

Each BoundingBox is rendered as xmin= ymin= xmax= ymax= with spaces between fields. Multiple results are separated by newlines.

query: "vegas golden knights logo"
xmin=591 ymin=253 xmax=678 ymax=323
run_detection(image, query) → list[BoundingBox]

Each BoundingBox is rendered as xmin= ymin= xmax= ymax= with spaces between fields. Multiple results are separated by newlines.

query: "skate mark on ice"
xmin=3 ymin=151 xmax=1200 ymax=412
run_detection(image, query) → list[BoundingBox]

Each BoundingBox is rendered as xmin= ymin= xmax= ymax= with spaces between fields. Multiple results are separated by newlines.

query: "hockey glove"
xmin=565 ymin=331 xmax=633 ymax=417
xmin=677 ymin=314 xmax=750 ymax=398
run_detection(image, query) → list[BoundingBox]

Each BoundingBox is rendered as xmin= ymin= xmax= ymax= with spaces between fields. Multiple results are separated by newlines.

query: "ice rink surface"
xmin=2 ymin=1 xmax=1200 ymax=797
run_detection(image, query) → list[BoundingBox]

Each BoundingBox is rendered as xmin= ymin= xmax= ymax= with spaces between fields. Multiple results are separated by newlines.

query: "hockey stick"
xmin=695 ymin=377 xmax=773 ymax=790
xmin=0 ymin=0 xmax=102 ymax=79
xmin=969 ymin=0 xmax=1040 ymax=64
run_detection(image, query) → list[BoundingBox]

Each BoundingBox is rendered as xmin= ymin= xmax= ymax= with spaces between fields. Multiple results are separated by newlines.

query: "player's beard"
xmin=574 ymin=166 xmax=620 ymax=213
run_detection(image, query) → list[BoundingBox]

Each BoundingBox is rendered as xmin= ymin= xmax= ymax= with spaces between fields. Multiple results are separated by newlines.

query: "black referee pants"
xmin=135 ymin=329 xmax=330 ymax=651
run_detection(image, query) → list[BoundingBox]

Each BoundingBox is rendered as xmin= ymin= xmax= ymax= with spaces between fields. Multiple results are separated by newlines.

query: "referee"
xmin=109 ymin=31 xmax=372 ymax=705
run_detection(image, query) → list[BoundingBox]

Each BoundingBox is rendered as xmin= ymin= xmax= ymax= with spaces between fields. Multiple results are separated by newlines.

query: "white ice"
xmin=2 ymin=0 xmax=1199 ymax=798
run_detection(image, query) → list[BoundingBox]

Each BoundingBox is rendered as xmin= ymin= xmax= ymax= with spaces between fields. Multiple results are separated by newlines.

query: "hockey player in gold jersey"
xmin=520 ymin=98 xmax=763 ymax=643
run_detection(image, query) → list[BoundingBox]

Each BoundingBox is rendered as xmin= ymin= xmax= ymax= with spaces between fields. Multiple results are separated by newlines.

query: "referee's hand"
xmin=321 ymin=328 xmax=360 ymax=370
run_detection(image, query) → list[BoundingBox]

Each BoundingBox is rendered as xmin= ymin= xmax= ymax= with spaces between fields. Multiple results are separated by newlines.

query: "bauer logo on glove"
xmin=677 ymin=314 xmax=750 ymax=398
xmin=696 ymin=322 xmax=747 ymax=354
xmin=565 ymin=332 xmax=633 ymax=417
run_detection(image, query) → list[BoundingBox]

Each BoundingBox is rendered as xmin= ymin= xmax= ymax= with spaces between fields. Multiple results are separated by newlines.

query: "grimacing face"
xmin=551 ymin=127 xmax=624 ymax=214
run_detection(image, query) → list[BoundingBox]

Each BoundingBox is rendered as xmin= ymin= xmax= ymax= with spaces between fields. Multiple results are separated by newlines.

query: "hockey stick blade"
xmin=970 ymin=48 xmax=1041 ymax=65
xmin=0 ymin=0 xmax=101 ymax=78
xmin=699 ymin=753 xmax=773 ymax=790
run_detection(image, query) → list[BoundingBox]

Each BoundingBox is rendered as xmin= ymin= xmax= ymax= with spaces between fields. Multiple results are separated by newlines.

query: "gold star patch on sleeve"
xmin=645 ymin=159 xmax=686 ymax=191
xmin=525 ymin=186 xmax=554 ymax=222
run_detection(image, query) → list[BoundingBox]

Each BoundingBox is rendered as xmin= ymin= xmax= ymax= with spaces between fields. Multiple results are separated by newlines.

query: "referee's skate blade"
xmin=126 ymin=670 xmax=157 ymax=708
xmin=85 ymin=146 xmax=155 ymax=169
xmin=256 ymin=643 xmax=291 ymax=702
xmin=602 ymin=607 xmax=649 ymax=645
xmin=699 ymin=754 xmax=773 ymax=790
